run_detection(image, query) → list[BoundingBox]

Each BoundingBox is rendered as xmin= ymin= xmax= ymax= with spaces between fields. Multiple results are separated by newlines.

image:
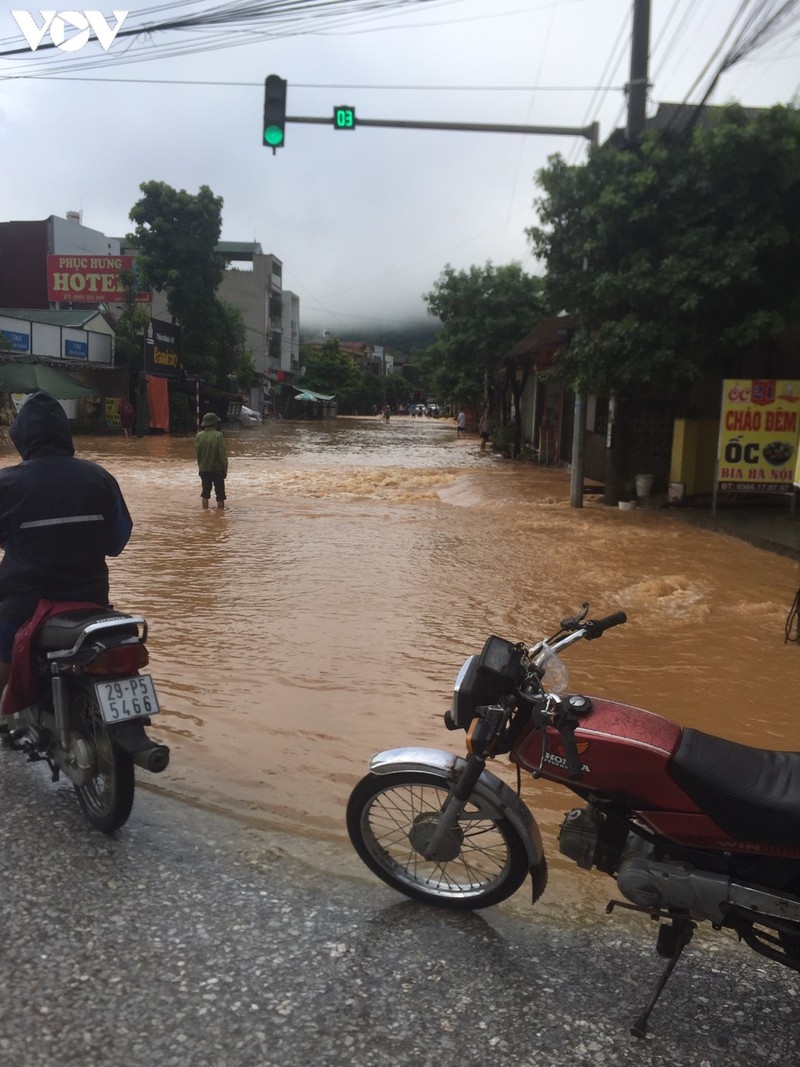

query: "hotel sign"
xmin=47 ymin=254 xmax=151 ymax=304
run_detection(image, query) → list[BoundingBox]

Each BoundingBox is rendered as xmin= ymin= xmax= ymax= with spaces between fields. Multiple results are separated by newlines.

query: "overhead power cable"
xmin=0 ymin=0 xmax=457 ymax=70
xmin=674 ymin=0 xmax=800 ymax=132
xmin=0 ymin=72 xmax=618 ymax=91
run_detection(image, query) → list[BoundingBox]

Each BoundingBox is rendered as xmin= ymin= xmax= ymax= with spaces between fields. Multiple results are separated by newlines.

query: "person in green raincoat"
xmin=194 ymin=412 xmax=228 ymax=510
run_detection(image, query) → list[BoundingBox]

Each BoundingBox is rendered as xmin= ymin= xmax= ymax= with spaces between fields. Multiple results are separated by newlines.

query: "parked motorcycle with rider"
xmin=1 ymin=602 xmax=168 ymax=831
xmin=347 ymin=604 xmax=800 ymax=1036
xmin=0 ymin=390 xmax=168 ymax=832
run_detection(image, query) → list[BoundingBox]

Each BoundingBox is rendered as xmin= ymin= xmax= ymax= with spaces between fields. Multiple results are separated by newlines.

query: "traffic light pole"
xmin=287 ymin=115 xmax=599 ymax=140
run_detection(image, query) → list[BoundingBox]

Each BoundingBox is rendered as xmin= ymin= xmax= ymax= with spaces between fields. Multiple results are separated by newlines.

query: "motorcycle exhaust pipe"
xmin=132 ymin=744 xmax=170 ymax=774
xmin=111 ymin=720 xmax=170 ymax=773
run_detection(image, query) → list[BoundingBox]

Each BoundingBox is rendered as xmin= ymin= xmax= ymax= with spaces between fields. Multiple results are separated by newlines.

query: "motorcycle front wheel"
xmin=346 ymin=770 xmax=529 ymax=910
xmin=71 ymin=690 xmax=135 ymax=833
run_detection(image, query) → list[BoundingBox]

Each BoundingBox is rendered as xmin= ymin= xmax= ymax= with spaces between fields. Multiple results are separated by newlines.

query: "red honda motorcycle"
xmin=346 ymin=605 xmax=800 ymax=1037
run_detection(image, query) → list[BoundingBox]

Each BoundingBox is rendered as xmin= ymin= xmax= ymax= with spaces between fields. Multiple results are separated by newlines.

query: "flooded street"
xmin=3 ymin=416 xmax=799 ymax=911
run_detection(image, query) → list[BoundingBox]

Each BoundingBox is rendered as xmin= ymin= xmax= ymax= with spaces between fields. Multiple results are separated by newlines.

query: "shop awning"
xmin=293 ymin=389 xmax=335 ymax=402
xmin=0 ymin=359 xmax=94 ymax=399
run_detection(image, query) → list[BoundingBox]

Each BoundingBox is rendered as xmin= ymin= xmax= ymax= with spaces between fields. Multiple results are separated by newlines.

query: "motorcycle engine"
xmin=558 ymin=806 xmax=627 ymax=873
xmin=559 ymin=807 xmax=603 ymax=869
xmin=560 ymin=810 xmax=735 ymax=924
xmin=616 ymin=839 xmax=731 ymax=923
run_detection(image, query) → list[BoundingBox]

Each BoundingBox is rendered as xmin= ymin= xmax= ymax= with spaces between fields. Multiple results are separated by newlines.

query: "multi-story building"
xmin=0 ymin=215 xmax=299 ymax=418
xmin=0 ymin=212 xmax=135 ymax=318
xmin=281 ymin=291 xmax=300 ymax=377
xmin=215 ymin=245 xmax=298 ymax=413
xmin=0 ymin=215 xmax=129 ymax=417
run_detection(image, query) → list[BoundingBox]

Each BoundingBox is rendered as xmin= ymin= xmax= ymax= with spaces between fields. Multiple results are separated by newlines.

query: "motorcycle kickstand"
xmin=630 ymin=917 xmax=696 ymax=1039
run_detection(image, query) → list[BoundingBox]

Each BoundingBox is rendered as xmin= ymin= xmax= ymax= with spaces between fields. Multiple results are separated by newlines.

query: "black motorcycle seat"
xmin=670 ymin=728 xmax=800 ymax=848
xmin=36 ymin=609 xmax=139 ymax=653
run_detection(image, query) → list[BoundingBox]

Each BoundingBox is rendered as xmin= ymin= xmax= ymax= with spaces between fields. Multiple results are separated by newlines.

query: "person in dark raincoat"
xmin=0 ymin=391 xmax=132 ymax=695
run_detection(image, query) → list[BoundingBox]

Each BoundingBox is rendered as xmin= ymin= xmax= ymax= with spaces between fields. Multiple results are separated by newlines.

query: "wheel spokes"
xmin=364 ymin=782 xmax=511 ymax=895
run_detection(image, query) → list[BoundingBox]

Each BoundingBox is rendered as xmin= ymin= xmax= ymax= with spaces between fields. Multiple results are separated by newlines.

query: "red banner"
xmin=47 ymin=254 xmax=151 ymax=303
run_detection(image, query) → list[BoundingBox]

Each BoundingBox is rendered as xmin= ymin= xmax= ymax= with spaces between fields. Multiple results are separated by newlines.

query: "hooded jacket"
xmin=0 ymin=391 xmax=132 ymax=611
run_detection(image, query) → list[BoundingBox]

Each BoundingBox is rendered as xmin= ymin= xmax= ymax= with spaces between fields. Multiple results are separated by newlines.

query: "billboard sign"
xmin=717 ymin=379 xmax=800 ymax=494
xmin=47 ymin=254 xmax=151 ymax=304
xmin=142 ymin=319 xmax=180 ymax=377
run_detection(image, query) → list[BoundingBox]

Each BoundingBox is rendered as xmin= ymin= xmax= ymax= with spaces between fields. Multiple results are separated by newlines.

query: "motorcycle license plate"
xmin=95 ymin=675 xmax=159 ymax=724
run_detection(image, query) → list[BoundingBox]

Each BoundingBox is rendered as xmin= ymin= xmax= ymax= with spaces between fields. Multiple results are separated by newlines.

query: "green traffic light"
xmin=264 ymin=125 xmax=284 ymax=147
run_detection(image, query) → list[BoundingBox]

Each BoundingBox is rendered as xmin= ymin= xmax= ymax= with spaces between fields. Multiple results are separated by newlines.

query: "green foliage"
xmin=528 ymin=104 xmax=800 ymax=394
xmin=113 ymin=269 xmax=151 ymax=366
xmin=347 ymin=371 xmax=384 ymax=415
xmin=168 ymin=390 xmax=195 ymax=433
xmin=211 ymin=300 xmax=254 ymax=388
xmin=301 ymin=337 xmax=362 ymax=412
xmin=422 ymin=262 xmax=546 ymax=404
xmin=129 ymin=181 xmax=224 ymax=313
xmin=128 ymin=181 xmax=251 ymax=387
xmin=383 ymin=373 xmax=413 ymax=409
xmin=300 ymin=337 xmax=414 ymax=414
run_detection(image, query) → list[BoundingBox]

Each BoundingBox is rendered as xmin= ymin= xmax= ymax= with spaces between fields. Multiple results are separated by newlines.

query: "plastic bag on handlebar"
xmin=536 ymin=641 xmax=569 ymax=694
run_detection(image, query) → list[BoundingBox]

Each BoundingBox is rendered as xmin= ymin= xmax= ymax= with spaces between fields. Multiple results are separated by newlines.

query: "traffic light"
xmin=263 ymin=75 xmax=287 ymax=149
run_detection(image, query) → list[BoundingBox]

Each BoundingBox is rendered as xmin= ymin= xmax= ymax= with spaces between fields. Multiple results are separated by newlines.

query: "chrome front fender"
xmin=367 ymin=746 xmax=548 ymax=896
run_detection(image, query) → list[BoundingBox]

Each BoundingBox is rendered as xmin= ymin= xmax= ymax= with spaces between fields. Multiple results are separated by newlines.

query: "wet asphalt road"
xmin=1 ymin=752 xmax=798 ymax=1067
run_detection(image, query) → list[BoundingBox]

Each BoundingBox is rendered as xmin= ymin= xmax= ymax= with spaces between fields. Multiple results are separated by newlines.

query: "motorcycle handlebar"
xmin=583 ymin=611 xmax=627 ymax=640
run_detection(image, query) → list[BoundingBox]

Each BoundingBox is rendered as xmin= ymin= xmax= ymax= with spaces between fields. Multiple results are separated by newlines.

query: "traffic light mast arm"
xmin=289 ymin=115 xmax=599 ymax=141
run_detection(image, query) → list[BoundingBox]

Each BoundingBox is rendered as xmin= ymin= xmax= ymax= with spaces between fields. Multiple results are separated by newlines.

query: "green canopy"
xmin=293 ymin=389 xmax=335 ymax=402
xmin=0 ymin=359 xmax=94 ymax=400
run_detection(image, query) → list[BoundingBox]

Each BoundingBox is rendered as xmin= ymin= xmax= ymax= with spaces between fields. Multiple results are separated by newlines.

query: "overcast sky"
xmin=2 ymin=0 xmax=799 ymax=336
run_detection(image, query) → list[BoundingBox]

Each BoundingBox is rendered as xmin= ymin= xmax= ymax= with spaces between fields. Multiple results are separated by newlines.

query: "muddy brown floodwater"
xmin=3 ymin=415 xmax=799 ymax=915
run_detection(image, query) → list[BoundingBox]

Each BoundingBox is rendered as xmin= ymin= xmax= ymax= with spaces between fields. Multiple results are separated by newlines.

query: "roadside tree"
xmin=423 ymin=263 xmax=545 ymax=400
xmin=529 ymin=104 xmax=800 ymax=394
xmin=112 ymin=269 xmax=151 ymax=368
xmin=422 ymin=261 xmax=547 ymax=448
xmin=528 ymin=103 xmax=800 ymax=494
xmin=301 ymin=337 xmax=362 ymax=412
xmin=128 ymin=181 xmax=252 ymax=386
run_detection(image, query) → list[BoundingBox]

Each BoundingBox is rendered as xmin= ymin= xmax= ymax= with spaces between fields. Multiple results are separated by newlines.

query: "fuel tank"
xmin=514 ymin=698 xmax=800 ymax=856
xmin=513 ymin=696 xmax=699 ymax=813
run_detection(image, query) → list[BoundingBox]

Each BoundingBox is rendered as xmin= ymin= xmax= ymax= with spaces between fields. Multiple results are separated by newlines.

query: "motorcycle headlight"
xmin=445 ymin=637 xmax=525 ymax=732
xmin=446 ymin=654 xmax=480 ymax=730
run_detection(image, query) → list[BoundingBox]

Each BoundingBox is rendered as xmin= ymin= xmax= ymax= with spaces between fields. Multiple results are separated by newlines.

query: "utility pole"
xmin=603 ymin=0 xmax=651 ymax=506
xmin=627 ymin=0 xmax=652 ymax=144
xmin=568 ymin=119 xmax=599 ymax=507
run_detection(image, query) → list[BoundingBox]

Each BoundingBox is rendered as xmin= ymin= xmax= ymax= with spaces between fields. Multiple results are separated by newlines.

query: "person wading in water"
xmin=195 ymin=412 xmax=228 ymax=511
